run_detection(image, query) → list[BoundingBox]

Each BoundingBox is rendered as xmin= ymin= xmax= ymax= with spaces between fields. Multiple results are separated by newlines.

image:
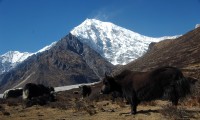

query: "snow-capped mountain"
xmin=1 ymin=51 xmax=33 ymax=64
xmin=71 ymin=19 xmax=179 ymax=65
xmin=0 ymin=18 xmax=180 ymax=75
xmin=195 ymin=24 xmax=200 ymax=29
xmin=0 ymin=41 xmax=57 ymax=75
xmin=37 ymin=41 xmax=57 ymax=53
xmin=0 ymin=51 xmax=33 ymax=74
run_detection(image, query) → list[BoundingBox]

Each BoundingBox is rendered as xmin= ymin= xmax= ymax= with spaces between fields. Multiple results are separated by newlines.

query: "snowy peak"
xmin=0 ymin=41 xmax=57 ymax=64
xmin=71 ymin=19 xmax=179 ymax=65
xmin=195 ymin=24 xmax=200 ymax=29
xmin=0 ymin=51 xmax=33 ymax=74
xmin=0 ymin=41 xmax=57 ymax=74
xmin=1 ymin=51 xmax=33 ymax=64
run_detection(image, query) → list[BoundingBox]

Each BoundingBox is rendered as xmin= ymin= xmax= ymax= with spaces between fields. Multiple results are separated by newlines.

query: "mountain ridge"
xmin=113 ymin=27 xmax=200 ymax=73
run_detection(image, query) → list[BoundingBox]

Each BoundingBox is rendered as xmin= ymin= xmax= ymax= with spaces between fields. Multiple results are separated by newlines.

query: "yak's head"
xmin=79 ymin=85 xmax=86 ymax=95
xmin=100 ymin=73 xmax=116 ymax=94
xmin=48 ymin=87 xmax=55 ymax=94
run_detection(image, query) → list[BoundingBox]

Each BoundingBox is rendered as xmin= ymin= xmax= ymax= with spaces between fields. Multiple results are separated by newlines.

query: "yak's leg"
xmin=172 ymin=97 xmax=179 ymax=106
xmin=119 ymin=96 xmax=136 ymax=116
xmin=170 ymin=85 xmax=179 ymax=106
xmin=130 ymin=104 xmax=137 ymax=114
xmin=130 ymin=93 xmax=138 ymax=114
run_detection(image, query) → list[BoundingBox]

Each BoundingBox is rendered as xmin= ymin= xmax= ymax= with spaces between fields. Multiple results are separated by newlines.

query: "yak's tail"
xmin=163 ymin=69 xmax=191 ymax=100
xmin=175 ymin=72 xmax=190 ymax=98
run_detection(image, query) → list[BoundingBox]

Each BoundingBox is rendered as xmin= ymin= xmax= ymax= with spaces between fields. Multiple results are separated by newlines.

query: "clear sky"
xmin=0 ymin=0 xmax=200 ymax=55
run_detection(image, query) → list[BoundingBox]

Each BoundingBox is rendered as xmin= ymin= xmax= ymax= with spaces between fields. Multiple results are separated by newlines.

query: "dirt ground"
xmin=1 ymin=81 xmax=200 ymax=120
xmin=0 ymin=99 xmax=200 ymax=120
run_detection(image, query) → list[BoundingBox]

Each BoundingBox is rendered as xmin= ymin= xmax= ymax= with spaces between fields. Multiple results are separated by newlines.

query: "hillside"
xmin=0 ymin=33 xmax=114 ymax=92
xmin=113 ymin=27 xmax=200 ymax=72
xmin=113 ymin=27 xmax=200 ymax=96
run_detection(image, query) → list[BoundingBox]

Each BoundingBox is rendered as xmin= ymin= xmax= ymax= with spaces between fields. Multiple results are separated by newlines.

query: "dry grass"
xmin=1 ymin=92 xmax=200 ymax=120
xmin=183 ymin=96 xmax=200 ymax=107
xmin=160 ymin=105 xmax=197 ymax=119
xmin=0 ymin=98 xmax=23 ymax=107
xmin=1 ymin=80 xmax=200 ymax=120
xmin=141 ymin=101 xmax=157 ymax=106
xmin=74 ymin=101 xmax=97 ymax=115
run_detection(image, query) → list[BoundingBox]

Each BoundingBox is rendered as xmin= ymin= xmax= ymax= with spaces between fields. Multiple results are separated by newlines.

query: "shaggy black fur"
xmin=79 ymin=85 xmax=92 ymax=98
xmin=23 ymin=83 xmax=55 ymax=100
xmin=23 ymin=83 xmax=55 ymax=107
xmin=101 ymin=66 xmax=191 ymax=114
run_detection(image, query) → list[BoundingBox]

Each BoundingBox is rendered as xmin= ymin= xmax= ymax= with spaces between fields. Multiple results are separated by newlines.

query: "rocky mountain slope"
xmin=71 ymin=19 xmax=179 ymax=65
xmin=110 ymin=27 xmax=200 ymax=98
xmin=122 ymin=27 xmax=200 ymax=72
xmin=112 ymin=26 xmax=200 ymax=96
xmin=0 ymin=33 xmax=114 ymax=92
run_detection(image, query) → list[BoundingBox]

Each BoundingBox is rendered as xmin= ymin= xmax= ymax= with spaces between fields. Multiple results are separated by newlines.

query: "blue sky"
xmin=0 ymin=0 xmax=200 ymax=55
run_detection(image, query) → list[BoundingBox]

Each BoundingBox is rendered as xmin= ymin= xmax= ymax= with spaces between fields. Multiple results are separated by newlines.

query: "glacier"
xmin=71 ymin=19 xmax=180 ymax=65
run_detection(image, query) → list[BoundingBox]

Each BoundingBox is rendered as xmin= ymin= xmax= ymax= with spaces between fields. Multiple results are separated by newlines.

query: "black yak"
xmin=3 ymin=88 xmax=23 ymax=99
xmin=23 ymin=83 xmax=55 ymax=101
xmin=100 ymin=66 xmax=191 ymax=114
xmin=111 ymin=91 xmax=124 ymax=102
xmin=79 ymin=85 xmax=92 ymax=98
